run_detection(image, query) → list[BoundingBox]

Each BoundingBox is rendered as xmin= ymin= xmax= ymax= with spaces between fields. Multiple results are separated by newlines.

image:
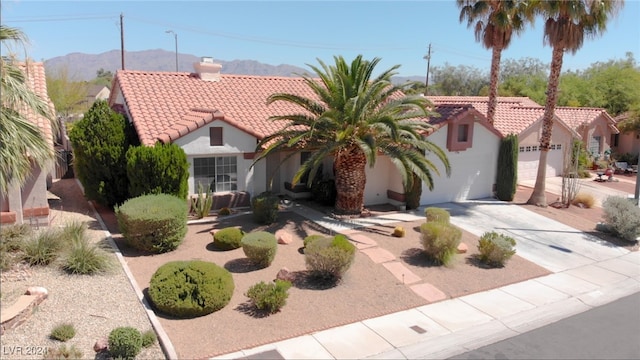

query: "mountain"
xmin=44 ymin=49 xmax=425 ymax=84
xmin=44 ymin=49 xmax=310 ymax=81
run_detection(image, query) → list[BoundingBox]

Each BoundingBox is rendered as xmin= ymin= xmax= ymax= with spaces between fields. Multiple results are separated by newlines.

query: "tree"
xmin=527 ymin=0 xmax=623 ymax=207
xmin=126 ymin=143 xmax=189 ymax=199
xmin=69 ymin=100 xmax=135 ymax=207
xmin=253 ymin=55 xmax=450 ymax=215
xmin=93 ymin=68 xmax=114 ymax=88
xmin=457 ymin=0 xmax=534 ymax=124
xmin=499 ymin=58 xmax=548 ymax=104
xmin=0 ymin=25 xmax=57 ymax=194
xmin=46 ymin=65 xmax=89 ymax=118
xmin=430 ymin=63 xmax=489 ymax=96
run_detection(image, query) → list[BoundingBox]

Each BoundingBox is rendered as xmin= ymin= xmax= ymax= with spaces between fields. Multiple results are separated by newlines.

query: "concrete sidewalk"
xmin=211 ymin=198 xmax=639 ymax=360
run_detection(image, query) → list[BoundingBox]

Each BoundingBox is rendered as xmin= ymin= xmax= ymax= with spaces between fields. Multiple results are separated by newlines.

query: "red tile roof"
xmin=17 ymin=61 xmax=55 ymax=150
xmin=554 ymin=107 xmax=617 ymax=133
xmin=111 ymin=70 xmax=322 ymax=146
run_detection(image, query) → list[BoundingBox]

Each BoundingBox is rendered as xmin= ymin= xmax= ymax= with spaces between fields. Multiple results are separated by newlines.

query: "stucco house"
xmin=612 ymin=111 xmax=640 ymax=157
xmin=0 ymin=62 xmax=56 ymax=227
xmin=108 ymin=58 xmax=503 ymax=208
xmin=427 ymin=96 xmax=617 ymax=181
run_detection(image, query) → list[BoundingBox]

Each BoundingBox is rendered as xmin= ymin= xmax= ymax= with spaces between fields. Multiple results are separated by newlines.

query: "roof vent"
xmin=194 ymin=57 xmax=222 ymax=82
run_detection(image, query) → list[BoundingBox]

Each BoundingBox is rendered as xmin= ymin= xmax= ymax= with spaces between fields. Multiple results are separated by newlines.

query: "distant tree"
xmin=430 ymin=63 xmax=489 ymax=96
xmin=0 ymin=25 xmax=57 ymax=193
xmin=617 ymin=104 xmax=640 ymax=134
xmin=46 ymin=65 xmax=88 ymax=118
xmin=93 ymin=68 xmax=114 ymax=87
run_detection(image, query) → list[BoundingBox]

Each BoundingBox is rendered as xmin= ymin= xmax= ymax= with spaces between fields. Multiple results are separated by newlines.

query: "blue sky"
xmin=2 ymin=0 xmax=639 ymax=77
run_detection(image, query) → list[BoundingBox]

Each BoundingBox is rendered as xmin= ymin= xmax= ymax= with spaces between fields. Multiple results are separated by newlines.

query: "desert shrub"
xmin=477 ymin=231 xmax=516 ymax=267
xmin=49 ymin=323 xmax=76 ymax=342
xmin=420 ymin=222 xmax=461 ymax=266
xmin=572 ymin=192 xmax=596 ymax=208
xmin=425 ymin=207 xmax=450 ymax=224
xmin=61 ymin=236 xmax=112 ymax=275
xmin=44 ymin=344 xmax=83 ymax=359
xmin=191 ymin=182 xmax=213 ymax=219
xmin=496 ymin=134 xmax=518 ymax=201
xmin=303 ymin=234 xmax=326 ymax=248
xmin=69 ymin=100 xmax=136 ymax=207
xmin=141 ymin=330 xmax=157 ymax=348
xmin=218 ymin=207 xmax=232 ymax=216
xmin=126 ymin=142 xmax=189 ymax=199
xmin=251 ymin=191 xmax=279 ymax=224
xmin=116 ymin=194 xmax=188 ymax=253
xmin=392 ymin=226 xmax=406 ymax=237
xmin=245 ymin=279 xmax=291 ymax=314
xmin=602 ymin=196 xmax=640 ymax=242
xmin=22 ymin=230 xmax=65 ymax=266
xmin=241 ymin=231 xmax=278 ymax=268
xmin=213 ymin=227 xmax=245 ymax=250
xmin=305 ymin=235 xmax=356 ymax=280
xmin=0 ymin=223 xmax=31 ymax=251
xmin=108 ymin=326 xmax=142 ymax=360
xmin=311 ymin=179 xmax=337 ymax=206
xmin=148 ymin=260 xmax=234 ymax=318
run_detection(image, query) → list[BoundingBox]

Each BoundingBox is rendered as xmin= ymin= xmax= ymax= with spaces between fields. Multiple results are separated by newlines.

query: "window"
xmin=193 ymin=156 xmax=237 ymax=192
xmin=611 ymin=133 xmax=619 ymax=147
xmin=519 ymin=146 xmax=525 ymax=153
xmin=210 ymin=127 xmax=223 ymax=146
xmin=532 ymin=145 xmax=538 ymax=152
xmin=457 ymin=124 xmax=469 ymax=142
xmin=556 ymin=144 xmax=562 ymax=150
xmin=588 ymin=135 xmax=601 ymax=155
xmin=550 ymin=144 xmax=556 ymax=150
xmin=525 ymin=146 xmax=532 ymax=152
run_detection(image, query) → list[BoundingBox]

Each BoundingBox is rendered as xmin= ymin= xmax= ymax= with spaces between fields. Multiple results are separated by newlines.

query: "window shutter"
xmin=210 ymin=127 xmax=223 ymax=146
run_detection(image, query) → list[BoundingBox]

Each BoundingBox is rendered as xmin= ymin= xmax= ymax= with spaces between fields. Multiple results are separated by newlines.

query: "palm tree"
xmin=254 ymin=55 xmax=450 ymax=215
xmin=527 ymin=0 xmax=623 ymax=206
xmin=457 ymin=0 xmax=533 ymax=124
xmin=0 ymin=24 xmax=56 ymax=194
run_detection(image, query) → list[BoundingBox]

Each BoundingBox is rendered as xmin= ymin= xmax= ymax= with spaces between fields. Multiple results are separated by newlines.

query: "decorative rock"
xmin=457 ymin=243 xmax=468 ymax=254
xmin=276 ymin=267 xmax=295 ymax=282
xmin=93 ymin=338 xmax=108 ymax=353
xmin=25 ymin=286 xmax=48 ymax=298
xmin=275 ymin=230 xmax=293 ymax=245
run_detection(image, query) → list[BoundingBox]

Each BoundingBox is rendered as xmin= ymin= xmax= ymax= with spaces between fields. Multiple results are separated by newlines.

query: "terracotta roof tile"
xmin=16 ymin=62 xmax=55 ymax=150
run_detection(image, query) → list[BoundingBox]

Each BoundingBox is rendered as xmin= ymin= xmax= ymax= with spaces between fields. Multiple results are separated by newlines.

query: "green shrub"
xmin=0 ymin=223 xmax=31 ymax=251
xmin=477 ymin=231 xmax=516 ymax=267
xmin=218 ymin=207 xmax=232 ymax=216
xmin=61 ymin=236 xmax=112 ymax=275
xmin=22 ymin=230 xmax=64 ymax=266
xmin=241 ymin=231 xmax=278 ymax=268
xmin=420 ymin=222 xmax=461 ymax=266
xmin=425 ymin=207 xmax=450 ymax=224
xmin=245 ymin=280 xmax=291 ymax=314
xmin=116 ymin=194 xmax=188 ymax=253
xmin=496 ymin=134 xmax=518 ymax=201
xmin=602 ymin=196 xmax=640 ymax=242
xmin=251 ymin=191 xmax=279 ymax=224
xmin=44 ymin=344 xmax=83 ymax=359
xmin=49 ymin=323 xmax=76 ymax=342
xmin=303 ymin=234 xmax=326 ymax=248
xmin=69 ymin=100 xmax=136 ymax=207
xmin=141 ymin=330 xmax=157 ymax=348
xmin=191 ymin=182 xmax=214 ymax=219
xmin=108 ymin=326 xmax=142 ymax=360
xmin=305 ymin=235 xmax=356 ymax=279
xmin=126 ymin=142 xmax=189 ymax=199
xmin=148 ymin=260 xmax=234 ymax=318
xmin=213 ymin=227 xmax=245 ymax=250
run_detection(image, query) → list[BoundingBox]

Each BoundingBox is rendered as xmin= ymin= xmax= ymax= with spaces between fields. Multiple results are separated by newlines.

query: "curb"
xmin=77 ymin=179 xmax=178 ymax=360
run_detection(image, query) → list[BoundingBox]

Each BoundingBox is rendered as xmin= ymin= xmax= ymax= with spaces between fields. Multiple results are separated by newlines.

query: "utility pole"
xmin=166 ymin=30 xmax=178 ymax=71
xmin=423 ymin=43 xmax=432 ymax=96
xmin=120 ymin=13 xmax=125 ymax=70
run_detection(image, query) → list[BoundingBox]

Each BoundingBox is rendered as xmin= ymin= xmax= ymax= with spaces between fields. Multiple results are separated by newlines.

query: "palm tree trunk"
xmin=528 ymin=45 xmax=564 ymax=206
xmin=334 ymin=145 xmax=366 ymax=215
xmin=486 ymin=45 xmax=503 ymax=125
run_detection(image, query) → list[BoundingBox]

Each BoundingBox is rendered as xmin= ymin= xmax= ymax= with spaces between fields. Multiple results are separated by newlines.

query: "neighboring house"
xmin=0 ymin=62 xmax=56 ymax=227
xmin=86 ymin=84 xmax=110 ymax=105
xmin=108 ymin=58 xmax=503 ymax=208
xmin=612 ymin=111 xmax=640 ymax=156
xmin=427 ymin=96 xmax=618 ymax=181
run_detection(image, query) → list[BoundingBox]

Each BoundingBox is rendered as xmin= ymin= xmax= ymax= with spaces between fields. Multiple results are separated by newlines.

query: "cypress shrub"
xmin=148 ymin=260 xmax=234 ymax=318
xmin=69 ymin=100 xmax=137 ymax=207
xmin=241 ymin=231 xmax=278 ymax=268
xmin=116 ymin=194 xmax=188 ymax=253
xmin=496 ymin=134 xmax=518 ymax=201
xmin=126 ymin=143 xmax=189 ymax=199
xmin=251 ymin=191 xmax=279 ymax=224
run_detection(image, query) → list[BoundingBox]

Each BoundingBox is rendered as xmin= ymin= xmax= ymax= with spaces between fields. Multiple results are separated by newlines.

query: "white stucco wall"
xmin=420 ymin=124 xmax=500 ymax=205
xmin=363 ymin=156 xmax=395 ymax=206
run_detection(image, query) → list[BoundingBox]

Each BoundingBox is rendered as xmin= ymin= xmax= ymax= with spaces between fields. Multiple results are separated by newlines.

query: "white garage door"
xmin=517 ymin=144 xmax=565 ymax=181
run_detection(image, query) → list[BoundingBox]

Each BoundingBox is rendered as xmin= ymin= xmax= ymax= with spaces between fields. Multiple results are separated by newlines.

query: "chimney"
xmin=193 ymin=56 xmax=222 ymax=82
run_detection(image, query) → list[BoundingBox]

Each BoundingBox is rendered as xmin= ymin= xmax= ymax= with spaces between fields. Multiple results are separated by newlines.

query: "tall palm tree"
xmin=0 ymin=24 xmax=56 ymax=194
xmin=527 ymin=0 xmax=623 ymax=206
xmin=254 ymin=55 xmax=450 ymax=215
xmin=457 ymin=0 xmax=533 ymax=124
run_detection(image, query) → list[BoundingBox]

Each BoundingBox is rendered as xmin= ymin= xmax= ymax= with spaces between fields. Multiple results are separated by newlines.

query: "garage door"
xmin=517 ymin=144 xmax=565 ymax=181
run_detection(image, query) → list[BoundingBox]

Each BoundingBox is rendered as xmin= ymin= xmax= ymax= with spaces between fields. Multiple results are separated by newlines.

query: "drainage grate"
xmin=410 ymin=325 xmax=427 ymax=334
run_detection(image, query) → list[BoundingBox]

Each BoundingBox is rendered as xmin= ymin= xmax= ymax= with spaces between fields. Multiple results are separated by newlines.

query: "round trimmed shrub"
xmin=303 ymin=234 xmax=327 ymax=248
xmin=241 ymin=231 xmax=278 ymax=268
xmin=305 ymin=234 xmax=356 ymax=279
xmin=148 ymin=260 xmax=234 ymax=318
xmin=108 ymin=326 xmax=142 ymax=360
xmin=251 ymin=191 xmax=279 ymax=224
xmin=420 ymin=221 xmax=461 ymax=266
xmin=213 ymin=227 xmax=245 ymax=250
xmin=425 ymin=207 xmax=450 ymax=224
xmin=115 ymin=194 xmax=188 ymax=253
xmin=477 ymin=231 xmax=516 ymax=267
